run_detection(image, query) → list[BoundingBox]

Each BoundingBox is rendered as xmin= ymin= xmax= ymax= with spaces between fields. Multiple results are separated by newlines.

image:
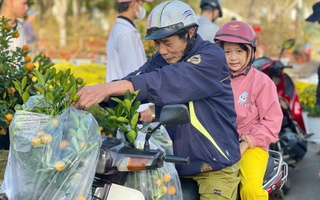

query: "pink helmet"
xmin=214 ymin=20 xmax=256 ymax=50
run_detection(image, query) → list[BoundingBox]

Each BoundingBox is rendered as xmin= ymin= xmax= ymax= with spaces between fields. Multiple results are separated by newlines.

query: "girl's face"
xmin=223 ymin=42 xmax=248 ymax=72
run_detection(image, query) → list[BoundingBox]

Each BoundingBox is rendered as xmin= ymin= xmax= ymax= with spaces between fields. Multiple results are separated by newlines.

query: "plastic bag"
xmin=2 ymin=106 xmax=101 ymax=200
xmin=118 ymin=123 xmax=183 ymax=200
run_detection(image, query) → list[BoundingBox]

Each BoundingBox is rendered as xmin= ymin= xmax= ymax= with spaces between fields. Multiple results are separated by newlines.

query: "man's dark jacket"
xmin=124 ymin=35 xmax=241 ymax=176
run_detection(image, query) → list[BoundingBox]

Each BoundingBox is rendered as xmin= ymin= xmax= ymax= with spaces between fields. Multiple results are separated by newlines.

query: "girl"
xmin=214 ymin=21 xmax=283 ymax=200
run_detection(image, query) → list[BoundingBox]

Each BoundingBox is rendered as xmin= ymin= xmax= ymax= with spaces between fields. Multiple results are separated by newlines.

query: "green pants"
xmin=187 ymin=160 xmax=241 ymax=200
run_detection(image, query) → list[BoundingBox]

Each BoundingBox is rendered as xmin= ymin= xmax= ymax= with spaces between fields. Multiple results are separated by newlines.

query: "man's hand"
xmin=139 ymin=108 xmax=153 ymax=123
xmin=72 ymin=80 xmax=134 ymax=110
xmin=72 ymin=84 xmax=110 ymax=110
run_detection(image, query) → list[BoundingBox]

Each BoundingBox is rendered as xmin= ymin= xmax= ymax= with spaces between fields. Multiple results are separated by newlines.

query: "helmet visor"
xmin=146 ymin=22 xmax=184 ymax=40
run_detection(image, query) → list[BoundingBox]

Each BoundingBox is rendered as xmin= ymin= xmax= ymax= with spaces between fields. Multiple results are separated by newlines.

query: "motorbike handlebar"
xmin=164 ymin=155 xmax=190 ymax=165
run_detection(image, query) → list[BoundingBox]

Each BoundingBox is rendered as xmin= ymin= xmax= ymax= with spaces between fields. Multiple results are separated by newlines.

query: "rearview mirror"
xmin=282 ymin=39 xmax=295 ymax=50
xmin=279 ymin=38 xmax=295 ymax=59
xmin=144 ymin=104 xmax=190 ymax=151
xmin=159 ymin=104 xmax=190 ymax=126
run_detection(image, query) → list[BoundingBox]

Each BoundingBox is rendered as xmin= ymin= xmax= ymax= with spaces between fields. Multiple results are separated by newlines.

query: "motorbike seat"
xmin=263 ymin=154 xmax=276 ymax=182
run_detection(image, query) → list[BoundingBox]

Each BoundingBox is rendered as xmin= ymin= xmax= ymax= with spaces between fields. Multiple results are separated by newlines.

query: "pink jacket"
xmin=231 ymin=67 xmax=283 ymax=151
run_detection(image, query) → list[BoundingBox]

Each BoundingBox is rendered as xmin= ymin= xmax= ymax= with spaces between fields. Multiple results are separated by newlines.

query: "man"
xmin=106 ymin=0 xmax=152 ymax=83
xmin=106 ymin=0 xmax=153 ymax=122
xmin=0 ymin=0 xmax=28 ymax=52
xmin=306 ymin=1 xmax=320 ymax=154
xmin=306 ymin=1 xmax=320 ymax=106
xmin=0 ymin=0 xmax=28 ymax=150
xmin=75 ymin=1 xmax=241 ymax=199
xmin=197 ymin=0 xmax=222 ymax=43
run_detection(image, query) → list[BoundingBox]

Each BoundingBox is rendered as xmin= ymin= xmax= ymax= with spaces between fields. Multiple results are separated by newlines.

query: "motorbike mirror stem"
xmin=279 ymin=49 xmax=285 ymax=60
xmin=143 ymin=123 xmax=162 ymax=151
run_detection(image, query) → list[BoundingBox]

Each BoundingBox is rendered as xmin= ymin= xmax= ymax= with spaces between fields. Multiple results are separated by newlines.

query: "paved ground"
xmin=285 ymin=142 xmax=320 ymax=200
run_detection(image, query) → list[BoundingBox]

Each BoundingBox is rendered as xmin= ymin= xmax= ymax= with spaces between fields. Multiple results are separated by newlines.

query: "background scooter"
xmin=92 ymin=104 xmax=288 ymax=200
xmin=253 ymin=39 xmax=312 ymax=194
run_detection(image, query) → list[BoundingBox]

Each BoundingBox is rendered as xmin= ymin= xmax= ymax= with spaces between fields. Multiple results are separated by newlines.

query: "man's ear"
xmin=188 ymin=27 xmax=196 ymax=38
xmin=130 ymin=0 xmax=137 ymax=8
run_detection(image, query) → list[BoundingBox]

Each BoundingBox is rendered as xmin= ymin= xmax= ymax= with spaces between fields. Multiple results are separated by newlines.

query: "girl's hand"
xmin=240 ymin=141 xmax=249 ymax=155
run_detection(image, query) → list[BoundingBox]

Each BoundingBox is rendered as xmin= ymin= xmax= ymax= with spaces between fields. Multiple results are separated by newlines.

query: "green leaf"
xmin=131 ymin=113 xmax=139 ymax=129
xmin=118 ymin=124 xmax=129 ymax=133
xmin=76 ymin=128 xmax=86 ymax=141
xmin=12 ymin=80 xmax=22 ymax=94
xmin=116 ymin=117 xmax=129 ymax=123
xmin=33 ymin=84 xmax=44 ymax=94
xmin=105 ymin=107 xmax=116 ymax=115
xmin=21 ymin=76 xmax=27 ymax=91
xmin=33 ymin=70 xmax=45 ymax=85
xmin=122 ymin=99 xmax=132 ymax=112
xmin=69 ymin=84 xmax=77 ymax=97
xmin=126 ymin=130 xmax=136 ymax=143
xmin=65 ymin=68 xmax=71 ymax=76
xmin=69 ymin=128 xmax=78 ymax=136
xmin=131 ymin=101 xmax=141 ymax=113
xmin=70 ymin=111 xmax=80 ymax=127
xmin=133 ymin=89 xmax=140 ymax=101
xmin=22 ymin=91 xmax=30 ymax=103
xmin=115 ymin=106 xmax=125 ymax=117
xmin=109 ymin=115 xmax=117 ymax=120
xmin=124 ymin=90 xmax=132 ymax=100
xmin=45 ymin=92 xmax=54 ymax=103
xmin=110 ymin=97 xmax=123 ymax=105
xmin=71 ymin=136 xmax=80 ymax=152
xmin=70 ymin=75 xmax=76 ymax=85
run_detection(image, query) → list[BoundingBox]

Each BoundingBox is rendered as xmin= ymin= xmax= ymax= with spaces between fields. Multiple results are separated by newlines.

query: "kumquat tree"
xmin=0 ymin=16 xmax=101 ymax=199
xmin=0 ymin=17 xmax=33 ymax=133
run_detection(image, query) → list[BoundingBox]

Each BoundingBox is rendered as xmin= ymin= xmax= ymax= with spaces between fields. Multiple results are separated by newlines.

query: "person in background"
xmin=0 ymin=0 xmax=29 ymax=150
xmin=306 ymin=1 xmax=320 ymax=155
xmin=106 ymin=0 xmax=153 ymax=122
xmin=23 ymin=9 xmax=38 ymax=55
xmin=197 ymin=0 xmax=222 ymax=43
xmin=0 ymin=0 xmax=28 ymax=52
xmin=306 ymin=1 xmax=320 ymax=106
xmin=74 ymin=1 xmax=241 ymax=199
xmin=214 ymin=21 xmax=283 ymax=199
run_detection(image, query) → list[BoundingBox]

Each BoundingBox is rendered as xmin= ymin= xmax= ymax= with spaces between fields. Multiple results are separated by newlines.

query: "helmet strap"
xmin=230 ymin=65 xmax=251 ymax=78
xmin=179 ymin=26 xmax=198 ymax=62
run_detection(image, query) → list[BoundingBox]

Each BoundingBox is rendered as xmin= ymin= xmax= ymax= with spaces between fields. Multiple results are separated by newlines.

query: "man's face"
xmin=12 ymin=0 xmax=29 ymax=19
xmin=154 ymin=35 xmax=188 ymax=64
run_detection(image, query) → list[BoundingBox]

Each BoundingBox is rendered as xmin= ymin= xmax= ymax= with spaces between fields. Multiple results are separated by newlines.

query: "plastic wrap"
xmin=1 ymin=106 xmax=101 ymax=200
xmin=119 ymin=123 xmax=183 ymax=200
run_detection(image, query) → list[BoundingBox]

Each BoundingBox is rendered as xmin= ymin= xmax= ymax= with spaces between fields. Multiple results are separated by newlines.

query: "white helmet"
xmin=145 ymin=0 xmax=199 ymax=40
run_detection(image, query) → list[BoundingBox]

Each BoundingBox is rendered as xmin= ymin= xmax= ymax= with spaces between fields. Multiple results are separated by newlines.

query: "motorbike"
xmin=91 ymin=104 xmax=288 ymax=200
xmin=253 ymin=39 xmax=312 ymax=194
xmin=0 ymin=190 xmax=7 ymax=200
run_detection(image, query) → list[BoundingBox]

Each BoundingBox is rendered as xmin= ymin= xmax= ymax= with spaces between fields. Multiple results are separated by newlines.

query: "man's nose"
xmin=158 ymin=43 xmax=168 ymax=55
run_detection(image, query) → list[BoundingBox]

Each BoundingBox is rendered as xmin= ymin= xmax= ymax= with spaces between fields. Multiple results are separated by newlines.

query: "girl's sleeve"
xmin=248 ymin=80 xmax=283 ymax=148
